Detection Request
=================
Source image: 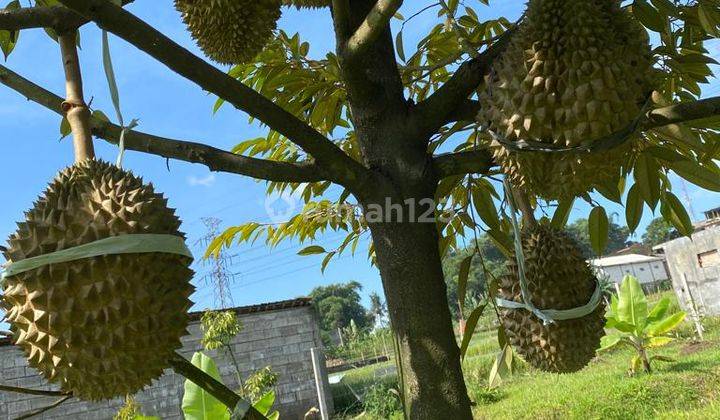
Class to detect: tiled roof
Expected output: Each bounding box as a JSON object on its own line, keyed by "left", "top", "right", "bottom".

{"left": 0, "top": 297, "right": 313, "bottom": 347}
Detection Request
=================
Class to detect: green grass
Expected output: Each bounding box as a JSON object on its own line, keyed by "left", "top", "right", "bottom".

{"left": 471, "top": 318, "right": 720, "bottom": 419}
{"left": 330, "top": 290, "right": 720, "bottom": 419}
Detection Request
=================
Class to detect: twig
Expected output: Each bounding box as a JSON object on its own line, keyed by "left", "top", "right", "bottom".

{"left": 14, "top": 395, "right": 72, "bottom": 420}
{"left": 0, "top": 384, "right": 69, "bottom": 397}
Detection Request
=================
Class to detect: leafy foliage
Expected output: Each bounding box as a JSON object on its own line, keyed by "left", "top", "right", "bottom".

{"left": 200, "top": 310, "right": 243, "bottom": 351}
{"left": 442, "top": 239, "right": 505, "bottom": 319}
{"left": 642, "top": 217, "right": 681, "bottom": 246}
{"left": 309, "top": 281, "right": 371, "bottom": 332}
{"left": 239, "top": 366, "right": 279, "bottom": 403}
{"left": 601, "top": 276, "right": 687, "bottom": 375}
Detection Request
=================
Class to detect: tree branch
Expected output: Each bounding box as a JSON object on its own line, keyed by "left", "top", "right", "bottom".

{"left": 0, "top": 2, "right": 132, "bottom": 32}
{"left": 433, "top": 149, "right": 494, "bottom": 178}
{"left": 432, "top": 95, "right": 720, "bottom": 178}
{"left": 0, "top": 64, "right": 326, "bottom": 183}
{"left": 169, "top": 353, "right": 266, "bottom": 420}
{"left": 645, "top": 96, "right": 720, "bottom": 129}
{"left": 15, "top": 395, "right": 72, "bottom": 420}
{"left": 0, "top": 384, "right": 69, "bottom": 397}
{"left": 345, "top": 0, "right": 403, "bottom": 57}
{"left": 414, "top": 26, "right": 516, "bottom": 135}
{"left": 56, "top": 0, "right": 366, "bottom": 189}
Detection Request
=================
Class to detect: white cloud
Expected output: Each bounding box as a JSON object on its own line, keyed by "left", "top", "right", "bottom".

{"left": 187, "top": 173, "right": 216, "bottom": 187}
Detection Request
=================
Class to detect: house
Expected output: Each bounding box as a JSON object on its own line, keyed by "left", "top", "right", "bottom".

{"left": 0, "top": 298, "right": 330, "bottom": 419}
{"left": 590, "top": 253, "right": 670, "bottom": 292}
{"left": 655, "top": 210, "right": 720, "bottom": 317}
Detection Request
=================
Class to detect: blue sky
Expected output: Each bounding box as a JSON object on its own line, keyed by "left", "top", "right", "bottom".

{"left": 0, "top": 1, "right": 719, "bottom": 319}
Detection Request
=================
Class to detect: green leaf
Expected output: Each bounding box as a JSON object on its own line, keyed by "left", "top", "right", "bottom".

{"left": 320, "top": 251, "right": 336, "bottom": 274}
{"left": 459, "top": 303, "right": 487, "bottom": 360}
{"left": 633, "top": 0, "right": 666, "bottom": 32}
{"left": 651, "top": 354, "right": 676, "bottom": 362}
{"left": 625, "top": 184, "right": 644, "bottom": 234}
{"left": 589, "top": 206, "right": 609, "bottom": 255}
{"left": 599, "top": 333, "right": 625, "bottom": 351}
{"left": 0, "top": 1, "right": 20, "bottom": 60}
{"left": 59, "top": 117, "right": 71, "bottom": 140}
{"left": 670, "top": 160, "right": 720, "bottom": 192}
{"left": 646, "top": 336, "right": 674, "bottom": 348}
{"left": 646, "top": 312, "right": 686, "bottom": 336}
{"left": 486, "top": 228, "right": 513, "bottom": 257}
{"left": 551, "top": 198, "right": 574, "bottom": 229}
{"left": 252, "top": 391, "right": 276, "bottom": 416}
{"left": 457, "top": 253, "right": 473, "bottom": 313}
{"left": 647, "top": 297, "right": 671, "bottom": 324}
{"left": 472, "top": 187, "right": 500, "bottom": 230}
{"left": 617, "top": 276, "right": 648, "bottom": 334}
{"left": 297, "top": 245, "right": 326, "bottom": 256}
{"left": 395, "top": 31, "right": 406, "bottom": 62}
{"left": 660, "top": 192, "right": 694, "bottom": 237}
{"left": 182, "top": 353, "right": 230, "bottom": 420}
{"left": 634, "top": 154, "right": 661, "bottom": 209}
{"left": 488, "top": 344, "right": 512, "bottom": 388}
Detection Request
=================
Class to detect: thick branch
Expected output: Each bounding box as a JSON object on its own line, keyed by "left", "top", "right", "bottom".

{"left": 169, "top": 353, "right": 266, "bottom": 420}
{"left": 56, "top": 0, "right": 366, "bottom": 189}
{"left": 645, "top": 96, "right": 720, "bottom": 129}
{"left": 414, "top": 27, "right": 516, "bottom": 135}
{"left": 433, "top": 149, "right": 494, "bottom": 178}
{"left": 0, "top": 2, "right": 132, "bottom": 32}
{"left": 0, "top": 64, "right": 326, "bottom": 183}
{"left": 345, "top": 0, "right": 403, "bottom": 56}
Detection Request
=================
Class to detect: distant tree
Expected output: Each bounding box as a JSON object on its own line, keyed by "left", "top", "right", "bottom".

{"left": 642, "top": 218, "right": 680, "bottom": 247}
{"left": 310, "top": 281, "right": 370, "bottom": 332}
{"left": 567, "top": 218, "right": 630, "bottom": 258}
{"left": 442, "top": 236, "right": 506, "bottom": 319}
{"left": 368, "top": 292, "right": 387, "bottom": 329}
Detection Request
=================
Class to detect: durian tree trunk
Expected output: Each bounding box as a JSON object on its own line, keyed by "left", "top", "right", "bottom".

{"left": 335, "top": 1, "right": 474, "bottom": 417}
{"left": 367, "top": 217, "right": 473, "bottom": 419}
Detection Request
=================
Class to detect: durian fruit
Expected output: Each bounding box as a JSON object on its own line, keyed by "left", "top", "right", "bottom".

{"left": 175, "top": 0, "right": 282, "bottom": 65}
{"left": 1, "top": 160, "right": 194, "bottom": 400}
{"left": 478, "top": 0, "right": 655, "bottom": 200}
{"left": 498, "top": 223, "right": 605, "bottom": 373}
{"left": 282, "top": 0, "right": 330, "bottom": 8}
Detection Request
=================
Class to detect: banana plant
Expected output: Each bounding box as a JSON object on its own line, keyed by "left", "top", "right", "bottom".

{"left": 182, "top": 352, "right": 279, "bottom": 420}
{"left": 600, "top": 276, "right": 686, "bottom": 375}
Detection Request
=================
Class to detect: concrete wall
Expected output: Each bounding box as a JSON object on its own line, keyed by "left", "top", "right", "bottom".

{"left": 0, "top": 303, "right": 328, "bottom": 419}
{"left": 662, "top": 225, "right": 720, "bottom": 316}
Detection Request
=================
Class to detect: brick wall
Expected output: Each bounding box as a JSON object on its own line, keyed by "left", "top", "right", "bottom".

{"left": 0, "top": 299, "right": 330, "bottom": 419}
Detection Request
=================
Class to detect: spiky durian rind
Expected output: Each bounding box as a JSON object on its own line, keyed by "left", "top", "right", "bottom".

{"left": 175, "top": 0, "right": 282, "bottom": 65}
{"left": 2, "top": 160, "right": 194, "bottom": 401}
{"left": 498, "top": 224, "right": 605, "bottom": 373}
{"left": 282, "top": 0, "right": 330, "bottom": 8}
{"left": 479, "top": 0, "right": 655, "bottom": 200}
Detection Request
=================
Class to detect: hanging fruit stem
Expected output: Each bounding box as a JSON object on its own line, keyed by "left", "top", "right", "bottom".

{"left": 513, "top": 188, "right": 538, "bottom": 229}
{"left": 58, "top": 31, "right": 95, "bottom": 162}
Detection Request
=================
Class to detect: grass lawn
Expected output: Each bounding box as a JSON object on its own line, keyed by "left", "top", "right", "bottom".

{"left": 330, "top": 292, "right": 720, "bottom": 419}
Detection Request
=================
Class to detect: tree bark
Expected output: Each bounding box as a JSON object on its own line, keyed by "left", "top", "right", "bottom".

{"left": 367, "top": 211, "right": 472, "bottom": 419}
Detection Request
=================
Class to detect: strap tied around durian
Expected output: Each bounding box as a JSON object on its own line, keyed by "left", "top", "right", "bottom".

{"left": 0, "top": 234, "right": 193, "bottom": 285}
{"left": 101, "top": 28, "right": 139, "bottom": 168}
{"left": 488, "top": 94, "right": 654, "bottom": 155}
{"left": 497, "top": 178, "right": 602, "bottom": 325}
